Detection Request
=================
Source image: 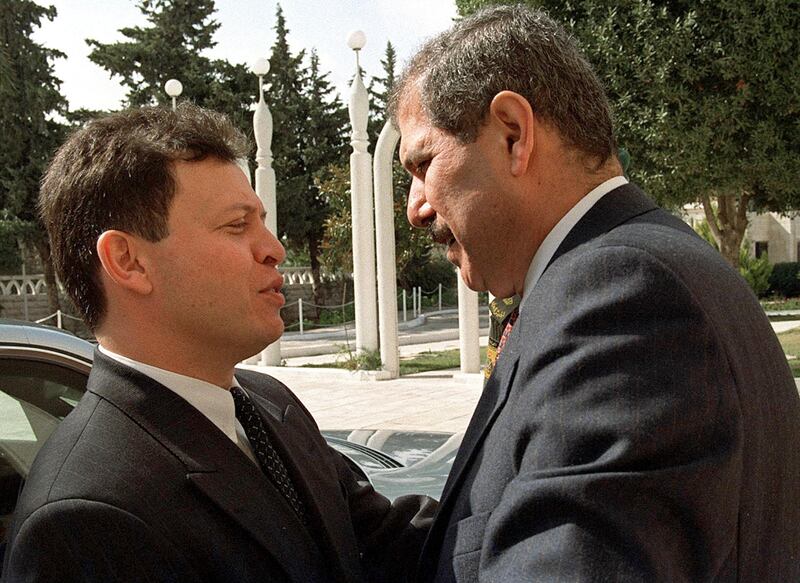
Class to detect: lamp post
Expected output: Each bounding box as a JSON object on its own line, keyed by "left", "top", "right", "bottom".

{"left": 251, "top": 57, "right": 281, "bottom": 366}
{"left": 164, "top": 79, "right": 182, "bottom": 110}
{"left": 347, "top": 30, "right": 379, "bottom": 355}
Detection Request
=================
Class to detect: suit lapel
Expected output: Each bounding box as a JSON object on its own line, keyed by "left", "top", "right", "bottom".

{"left": 417, "top": 355, "right": 519, "bottom": 580}
{"left": 88, "top": 351, "right": 326, "bottom": 583}
{"left": 240, "top": 383, "right": 363, "bottom": 583}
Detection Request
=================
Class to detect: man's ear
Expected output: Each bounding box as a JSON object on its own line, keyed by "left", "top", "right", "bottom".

{"left": 96, "top": 230, "right": 153, "bottom": 295}
{"left": 489, "top": 91, "right": 535, "bottom": 177}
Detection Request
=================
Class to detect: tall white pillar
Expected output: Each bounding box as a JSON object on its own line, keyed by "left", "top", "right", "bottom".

{"left": 457, "top": 271, "right": 480, "bottom": 373}
{"left": 252, "top": 58, "right": 281, "bottom": 366}
{"left": 347, "top": 31, "right": 379, "bottom": 354}
{"left": 373, "top": 121, "right": 401, "bottom": 377}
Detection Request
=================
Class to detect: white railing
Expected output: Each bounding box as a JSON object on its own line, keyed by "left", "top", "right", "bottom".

{"left": 279, "top": 267, "right": 345, "bottom": 286}
{"left": 0, "top": 269, "right": 344, "bottom": 296}
{"left": 0, "top": 275, "right": 48, "bottom": 296}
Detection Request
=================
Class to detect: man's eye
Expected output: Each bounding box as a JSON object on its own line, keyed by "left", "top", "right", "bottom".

{"left": 416, "top": 160, "right": 430, "bottom": 175}
{"left": 227, "top": 220, "right": 247, "bottom": 231}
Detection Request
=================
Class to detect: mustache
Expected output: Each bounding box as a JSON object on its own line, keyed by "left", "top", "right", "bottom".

{"left": 427, "top": 220, "right": 455, "bottom": 246}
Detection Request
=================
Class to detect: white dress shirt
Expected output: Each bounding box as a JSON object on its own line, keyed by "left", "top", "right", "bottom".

{"left": 98, "top": 345, "right": 258, "bottom": 464}
{"left": 520, "top": 175, "right": 629, "bottom": 311}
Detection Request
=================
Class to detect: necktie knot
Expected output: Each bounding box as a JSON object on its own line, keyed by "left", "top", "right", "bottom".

{"left": 230, "top": 385, "right": 256, "bottom": 423}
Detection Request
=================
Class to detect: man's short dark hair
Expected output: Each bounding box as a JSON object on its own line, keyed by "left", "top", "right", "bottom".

{"left": 390, "top": 4, "right": 616, "bottom": 165}
{"left": 39, "top": 103, "right": 249, "bottom": 331}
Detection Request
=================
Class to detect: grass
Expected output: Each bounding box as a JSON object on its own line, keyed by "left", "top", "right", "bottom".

{"left": 762, "top": 297, "right": 800, "bottom": 312}
{"left": 777, "top": 327, "right": 800, "bottom": 377}
{"left": 302, "top": 346, "right": 488, "bottom": 375}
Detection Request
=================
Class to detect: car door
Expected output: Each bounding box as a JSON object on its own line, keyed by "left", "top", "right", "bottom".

{"left": 0, "top": 347, "right": 90, "bottom": 562}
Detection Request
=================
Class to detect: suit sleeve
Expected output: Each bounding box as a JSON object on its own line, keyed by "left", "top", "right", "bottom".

{"left": 331, "top": 448, "right": 438, "bottom": 583}
{"left": 479, "top": 245, "right": 742, "bottom": 582}
{"left": 4, "top": 499, "right": 199, "bottom": 583}
{"left": 274, "top": 377, "right": 438, "bottom": 583}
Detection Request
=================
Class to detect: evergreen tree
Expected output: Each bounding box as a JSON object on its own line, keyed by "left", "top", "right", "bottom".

{"left": 87, "top": 0, "right": 256, "bottom": 136}
{"left": 300, "top": 51, "right": 348, "bottom": 288}
{"left": 87, "top": 0, "right": 219, "bottom": 107}
{"left": 367, "top": 41, "right": 397, "bottom": 145}
{"left": 265, "top": 6, "right": 350, "bottom": 296}
{"left": 0, "top": 0, "right": 68, "bottom": 311}
{"left": 457, "top": 0, "right": 800, "bottom": 268}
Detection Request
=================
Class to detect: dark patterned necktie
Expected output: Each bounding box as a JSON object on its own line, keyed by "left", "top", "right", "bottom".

{"left": 230, "top": 386, "right": 308, "bottom": 525}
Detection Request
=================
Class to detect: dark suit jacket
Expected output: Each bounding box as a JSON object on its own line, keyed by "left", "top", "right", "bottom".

{"left": 417, "top": 184, "right": 800, "bottom": 582}
{"left": 4, "top": 351, "right": 435, "bottom": 582}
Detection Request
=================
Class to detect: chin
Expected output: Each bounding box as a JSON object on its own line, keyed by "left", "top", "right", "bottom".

{"left": 458, "top": 268, "right": 488, "bottom": 293}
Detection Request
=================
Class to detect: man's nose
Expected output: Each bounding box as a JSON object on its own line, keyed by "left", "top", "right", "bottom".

{"left": 406, "top": 178, "right": 435, "bottom": 228}
{"left": 256, "top": 224, "right": 286, "bottom": 266}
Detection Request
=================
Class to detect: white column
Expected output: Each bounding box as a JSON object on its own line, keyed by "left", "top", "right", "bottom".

{"left": 347, "top": 31, "right": 379, "bottom": 354}
{"left": 252, "top": 58, "right": 281, "bottom": 366}
{"left": 373, "top": 121, "right": 401, "bottom": 377}
{"left": 457, "top": 271, "right": 480, "bottom": 373}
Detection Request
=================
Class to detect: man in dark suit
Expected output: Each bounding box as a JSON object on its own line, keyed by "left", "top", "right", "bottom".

{"left": 391, "top": 5, "right": 800, "bottom": 582}
{"left": 3, "top": 104, "right": 435, "bottom": 582}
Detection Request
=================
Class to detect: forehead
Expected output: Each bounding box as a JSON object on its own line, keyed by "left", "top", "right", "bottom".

{"left": 397, "top": 94, "right": 439, "bottom": 162}
{"left": 171, "top": 157, "right": 262, "bottom": 215}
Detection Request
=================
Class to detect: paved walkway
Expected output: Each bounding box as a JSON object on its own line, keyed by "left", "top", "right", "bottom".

{"left": 239, "top": 364, "right": 484, "bottom": 433}
{"left": 241, "top": 318, "right": 800, "bottom": 434}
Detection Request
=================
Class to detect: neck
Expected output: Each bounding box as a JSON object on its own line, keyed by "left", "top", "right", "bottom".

{"left": 510, "top": 157, "right": 623, "bottom": 296}
{"left": 96, "top": 326, "right": 238, "bottom": 389}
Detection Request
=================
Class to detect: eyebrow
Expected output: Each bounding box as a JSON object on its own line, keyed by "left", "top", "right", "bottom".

{"left": 222, "top": 202, "right": 267, "bottom": 221}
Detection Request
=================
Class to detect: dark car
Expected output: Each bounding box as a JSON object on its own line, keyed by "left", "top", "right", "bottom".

{"left": 0, "top": 319, "right": 459, "bottom": 563}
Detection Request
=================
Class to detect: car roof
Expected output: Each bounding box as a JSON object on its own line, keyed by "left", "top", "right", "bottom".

{"left": 0, "top": 318, "right": 95, "bottom": 363}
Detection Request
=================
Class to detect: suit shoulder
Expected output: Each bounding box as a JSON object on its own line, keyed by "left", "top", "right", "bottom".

{"left": 234, "top": 368, "right": 312, "bottom": 413}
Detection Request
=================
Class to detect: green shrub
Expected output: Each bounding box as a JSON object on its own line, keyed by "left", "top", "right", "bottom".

{"left": 768, "top": 262, "right": 800, "bottom": 298}
{"left": 739, "top": 246, "right": 773, "bottom": 298}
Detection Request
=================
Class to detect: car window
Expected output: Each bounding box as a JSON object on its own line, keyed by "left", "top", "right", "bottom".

{"left": 0, "top": 357, "right": 88, "bottom": 560}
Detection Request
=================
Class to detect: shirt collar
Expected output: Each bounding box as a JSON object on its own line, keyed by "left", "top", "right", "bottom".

{"left": 97, "top": 344, "right": 239, "bottom": 445}
{"left": 520, "top": 175, "right": 628, "bottom": 310}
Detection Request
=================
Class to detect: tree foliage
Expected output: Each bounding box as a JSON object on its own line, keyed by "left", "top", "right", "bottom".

{"left": 264, "top": 6, "right": 348, "bottom": 290}
{"left": 456, "top": 0, "right": 800, "bottom": 267}
{"left": 87, "top": 0, "right": 256, "bottom": 134}
{"left": 0, "top": 0, "right": 68, "bottom": 309}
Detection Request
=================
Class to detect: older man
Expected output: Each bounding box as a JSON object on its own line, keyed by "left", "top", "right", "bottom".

{"left": 3, "top": 104, "right": 434, "bottom": 583}
{"left": 391, "top": 6, "right": 800, "bottom": 582}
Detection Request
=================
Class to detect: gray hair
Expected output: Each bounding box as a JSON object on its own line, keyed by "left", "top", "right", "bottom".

{"left": 389, "top": 4, "right": 616, "bottom": 165}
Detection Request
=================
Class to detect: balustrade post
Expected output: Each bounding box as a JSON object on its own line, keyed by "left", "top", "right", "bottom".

{"left": 298, "top": 298, "right": 304, "bottom": 336}
{"left": 21, "top": 263, "right": 29, "bottom": 320}
{"left": 438, "top": 283, "right": 442, "bottom": 312}
{"left": 402, "top": 289, "right": 407, "bottom": 322}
